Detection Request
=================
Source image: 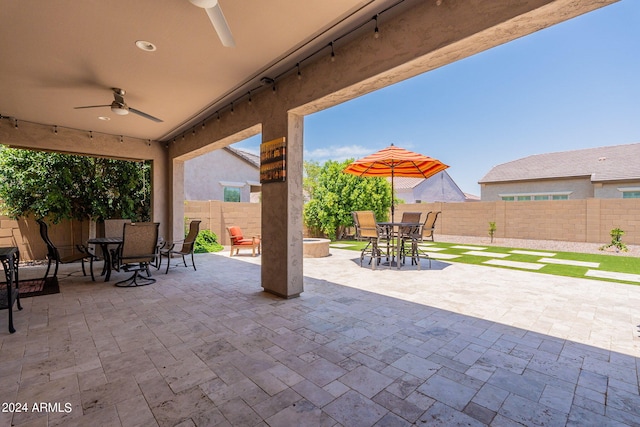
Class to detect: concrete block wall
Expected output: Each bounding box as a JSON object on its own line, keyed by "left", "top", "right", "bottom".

{"left": 0, "top": 215, "right": 89, "bottom": 261}
{"left": 184, "top": 200, "right": 261, "bottom": 246}
{"left": 4, "top": 198, "right": 639, "bottom": 261}
{"left": 396, "top": 199, "right": 640, "bottom": 244}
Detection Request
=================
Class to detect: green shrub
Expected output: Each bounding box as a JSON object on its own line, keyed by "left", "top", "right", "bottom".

{"left": 194, "top": 229, "right": 224, "bottom": 253}
{"left": 600, "top": 227, "right": 628, "bottom": 252}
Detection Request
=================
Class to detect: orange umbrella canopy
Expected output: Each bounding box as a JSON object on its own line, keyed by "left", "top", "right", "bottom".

{"left": 343, "top": 144, "right": 449, "bottom": 179}
{"left": 343, "top": 144, "right": 449, "bottom": 222}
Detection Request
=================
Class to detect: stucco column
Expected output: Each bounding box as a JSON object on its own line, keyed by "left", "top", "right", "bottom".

{"left": 171, "top": 159, "right": 185, "bottom": 243}
{"left": 261, "top": 113, "right": 304, "bottom": 298}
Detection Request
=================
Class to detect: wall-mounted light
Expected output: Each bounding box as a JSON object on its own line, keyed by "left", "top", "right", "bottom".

{"left": 90, "top": 130, "right": 93, "bottom": 139}
{"left": 248, "top": 91, "right": 252, "bottom": 105}
{"left": 54, "top": 125, "right": 58, "bottom": 134}
{"left": 297, "top": 63, "right": 302, "bottom": 80}
{"left": 120, "top": 135, "right": 124, "bottom": 143}
{"left": 330, "top": 42, "right": 336, "bottom": 62}
{"left": 230, "top": 102, "right": 234, "bottom": 114}
{"left": 14, "top": 119, "right": 18, "bottom": 129}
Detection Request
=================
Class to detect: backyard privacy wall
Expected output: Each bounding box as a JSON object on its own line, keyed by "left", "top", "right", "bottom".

{"left": 2, "top": 198, "right": 638, "bottom": 261}
{"left": 395, "top": 199, "right": 640, "bottom": 245}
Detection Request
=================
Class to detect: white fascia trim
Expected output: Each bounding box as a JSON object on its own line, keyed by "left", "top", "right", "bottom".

{"left": 617, "top": 187, "right": 640, "bottom": 192}
{"left": 246, "top": 181, "right": 262, "bottom": 187}
{"left": 219, "top": 181, "right": 246, "bottom": 187}
{"left": 498, "top": 191, "right": 573, "bottom": 197}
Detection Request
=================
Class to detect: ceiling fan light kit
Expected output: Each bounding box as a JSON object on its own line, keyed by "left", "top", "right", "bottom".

{"left": 74, "top": 88, "right": 163, "bottom": 123}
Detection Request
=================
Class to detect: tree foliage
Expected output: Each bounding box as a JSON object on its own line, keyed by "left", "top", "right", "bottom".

{"left": 303, "top": 159, "right": 391, "bottom": 239}
{"left": 0, "top": 146, "right": 151, "bottom": 223}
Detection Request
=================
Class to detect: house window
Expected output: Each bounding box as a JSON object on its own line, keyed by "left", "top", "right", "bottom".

{"left": 223, "top": 187, "right": 241, "bottom": 202}
{"left": 499, "top": 192, "right": 571, "bottom": 201}
{"left": 618, "top": 187, "right": 640, "bottom": 199}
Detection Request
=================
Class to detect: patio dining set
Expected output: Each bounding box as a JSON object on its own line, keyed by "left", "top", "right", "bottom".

{"left": 352, "top": 210, "right": 440, "bottom": 270}
{"left": 37, "top": 218, "right": 202, "bottom": 287}
{"left": 0, "top": 219, "right": 202, "bottom": 334}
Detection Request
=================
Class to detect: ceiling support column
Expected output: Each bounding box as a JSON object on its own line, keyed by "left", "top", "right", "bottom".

{"left": 261, "top": 113, "right": 304, "bottom": 298}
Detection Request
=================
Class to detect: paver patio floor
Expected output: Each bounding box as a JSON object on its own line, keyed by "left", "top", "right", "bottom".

{"left": 1, "top": 248, "right": 639, "bottom": 426}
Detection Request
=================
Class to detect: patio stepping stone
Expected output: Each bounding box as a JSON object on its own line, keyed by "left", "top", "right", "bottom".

{"left": 424, "top": 253, "right": 461, "bottom": 260}
{"left": 416, "top": 246, "right": 447, "bottom": 251}
{"left": 585, "top": 270, "right": 640, "bottom": 283}
{"left": 484, "top": 259, "right": 546, "bottom": 270}
{"left": 452, "top": 245, "right": 487, "bottom": 250}
{"left": 464, "top": 251, "right": 510, "bottom": 258}
{"left": 510, "top": 250, "right": 556, "bottom": 257}
{"left": 538, "top": 258, "right": 599, "bottom": 268}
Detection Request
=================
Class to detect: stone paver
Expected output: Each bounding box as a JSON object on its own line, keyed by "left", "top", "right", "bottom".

{"left": 585, "top": 269, "right": 640, "bottom": 283}
{"left": 539, "top": 257, "right": 600, "bottom": 268}
{"left": 1, "top": 248, "right": 639, "bottom": 426}
{"left": 484, "top": 259, "right": 546, "bottom": 270}
{"left": 464, "top": 250, "right": 511, "bottom": 258}
{"left": 510, "top": 250, "right": 557, "bottom": 257}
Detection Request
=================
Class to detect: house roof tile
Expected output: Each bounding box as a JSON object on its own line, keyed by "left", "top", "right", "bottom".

{"left": 479, "top": 143, "right": 640, "bottom": 183}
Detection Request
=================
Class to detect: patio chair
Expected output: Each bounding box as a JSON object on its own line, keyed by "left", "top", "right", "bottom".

{"left": 399, "top": 222, "right": 432, "bottom": 269}
{"left": 159, "top": 220, "right": 201, "bottom": 273}
{"left": 353, "top": 211, "right": 389, "bottom": 269}
{"left": 37, "top": 219, "right": 96, "bottom": 281}
{"left": 103, "top": 218, "right": 131, "bottom": 268}
{"left": 420, "top": 211, "right": 441, "bottom": 242}
{"left": 114, "top": 222, "right": 159, "bottom": 287}
{"left": 227, "top": 226, "right": 261, "bottom": 257}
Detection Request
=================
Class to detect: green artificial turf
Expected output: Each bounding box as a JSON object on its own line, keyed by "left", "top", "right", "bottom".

{"left": 330, "top": 240, "right": 640, "bottom": 286}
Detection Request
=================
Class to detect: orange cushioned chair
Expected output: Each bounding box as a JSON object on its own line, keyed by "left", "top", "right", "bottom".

{"left": 227, "top": 226, "right": 261, "bottom": 257}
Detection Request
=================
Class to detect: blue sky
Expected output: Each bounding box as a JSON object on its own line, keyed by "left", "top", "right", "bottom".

{"left": 234, "top": 1, "right": 639, "bottom": 196}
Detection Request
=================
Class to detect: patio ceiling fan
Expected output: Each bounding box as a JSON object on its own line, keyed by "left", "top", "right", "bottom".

{"left": 74, "top": 88, "right": 163, "bottom": 123}
{"left": 189, "top": 0, "right": 236, "bottom": 47}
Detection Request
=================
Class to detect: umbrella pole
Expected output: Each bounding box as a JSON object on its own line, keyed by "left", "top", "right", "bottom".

{"left": 391, "top": 169, "right": 395, "bottom": 223}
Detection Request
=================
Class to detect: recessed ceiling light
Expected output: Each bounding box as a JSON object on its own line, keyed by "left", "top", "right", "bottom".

{"left": 135, "top": 40, "right": 157, "bottom": 52}
{"left": 98, "top": 116, "right": 111, "bottom": 121}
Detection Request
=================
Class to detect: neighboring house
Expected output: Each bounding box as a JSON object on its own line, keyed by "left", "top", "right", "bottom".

{"left": 479, "top": 142, "right": 640, "bottom": 201}
{"left": 392, "top": 170, "right": 476, "bottom": 203}
{"left": 184, "top": 147, "right": 261, "bottom": 202}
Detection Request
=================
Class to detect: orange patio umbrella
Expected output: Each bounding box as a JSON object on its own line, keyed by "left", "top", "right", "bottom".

{"left": 343, "top": 144, "right": 449, "bottom": 222}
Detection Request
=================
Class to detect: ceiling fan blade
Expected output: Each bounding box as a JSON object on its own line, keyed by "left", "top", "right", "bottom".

{"left": 204, "top": 3, "right": 236, "bottom": 47}
{"left": 74, "top": 104, "right": 110, "bottom": 109}
{"left": 129, "top": 107, "right": 163, "bottom": 123}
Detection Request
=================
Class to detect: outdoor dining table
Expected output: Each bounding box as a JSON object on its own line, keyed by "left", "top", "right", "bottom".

{"left": 87, "top": 237, "right": 123, "bottom": 282}
{"left": 377, "top": 222, "right": 422, "bottom": 269}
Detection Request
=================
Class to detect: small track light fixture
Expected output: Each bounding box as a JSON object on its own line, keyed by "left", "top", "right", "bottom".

{"left": 374, "top": 15, "right": 380, "bottom": 38}
{"left": 330, "top": 42, "right": 336, "bottom": 62}
{"left": 248, "top": 91, "right": 252, "bottom": 104}
{"left": 297, "top": 63, "right": 302, "bottom": 80}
